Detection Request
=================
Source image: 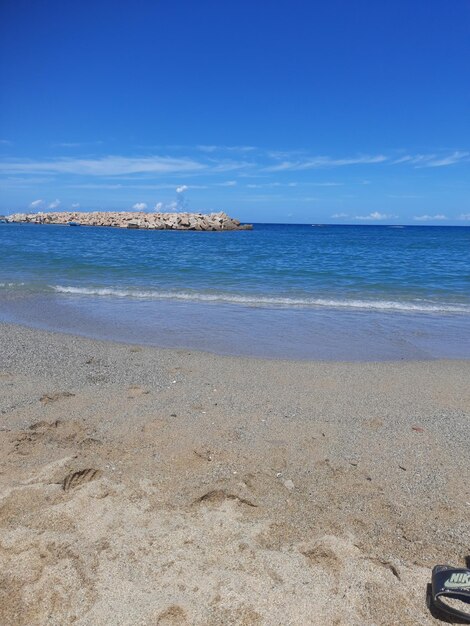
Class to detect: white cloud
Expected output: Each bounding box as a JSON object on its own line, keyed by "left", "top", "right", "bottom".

{"left": 197, "top": 145, "right": 256, "bottom": 153}
{"left": 48, "top": 198, "right": 61, "bottom": 209}
{"left": 68, "top": 183, "right": 124, "bottom": 190}
{"left": 459, "top": 213, "right": 470, "bottom": 221}
{"left": 211, "top": 160, "right": 251, "bottom": 172}
{"left": 413, "top": 214, "right": 448, "bottom": 221}
{"left": 355, "top": 212, "right": 395, "bottom": 220}
{"left": 54, "top": 141, "right": 103, "bottom": 148}
{"left": 218, "top": 180, "right": 237, "bottom": 187}
{"left": 0, "top": 156, "right": 206, "bottom": 176}
{"left": 29, "top": 199, "right": 44, "bottom": 209}
{"left": 331, "top": 213, "right": 349, "bottom": 218}
{"left": 246, "top": 182, "right": 284, "bottom": 189}
{"left": 132, "top": 202, "right": 147, "bottom": 210}
{"left": 265, "top": 155, "right": 387, "bottom": 172}
{"left": 176, "top": 185, "right": 188, "bottom": 194}
{"left": 153, "top": 199, "right": 183, "bottom": 212}
{"left": 393, "top": 154, "right": 432, "bottom": 165}
{"left": 424, "top": 151, "right": 469, "bottom": 167}
{"left": 71, "top": 202, "right": 80, "bottom": 208}
{"left": 1, "top": 176, "right": 52, "bottom": 187}
{"left": 393, "top": 151, "right": 469, "bottom": 168}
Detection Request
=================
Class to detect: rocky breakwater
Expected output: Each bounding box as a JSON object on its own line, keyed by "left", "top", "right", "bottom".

{"left": 6, "top": 211, "right": 253, "bottom": 231}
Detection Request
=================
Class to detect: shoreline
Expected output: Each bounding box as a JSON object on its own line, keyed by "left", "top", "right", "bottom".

{"left": 1, "top": 292, "right": 470, "bottom": 361}
{"left": 1, "top": 323, "right": 469, "bottom": 624}
{"left": 3, "top": 319, "right": 470, "bottom": 365}
{"left": 2, "top": 318, "right": 470, "bottom": 365}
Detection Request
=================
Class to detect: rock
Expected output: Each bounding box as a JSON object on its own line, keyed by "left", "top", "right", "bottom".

{"left": 6, "top": 211, "right": 253, "bottom": 231}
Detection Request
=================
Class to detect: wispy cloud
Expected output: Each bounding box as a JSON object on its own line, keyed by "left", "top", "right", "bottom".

{"left": 246, "top": 182, "right": 282, "bottom": 189}
{"left": 48, "top": 199, "right": 61, "bottom": 209}
{"left": 209, "top": 159, "right": 252, "bottom": 172}
{"left": 331, "top": 213, "right": 349, "bottom": 218}
{"left": 393, "top": 154, "right": 432, "bottom": 165}
{"left": 1, "top": 176, "right": 54, "bottom": 187}
{"left": 0, "top": 139, "right": 12, "bottom": 145}
{"left": 53, "top": 141, "right": 103, "bottom": 148}
{"left": 176, "top": 185, "right": 188, "bottom": 194}
{"left": 67, "top": 182, "right": 210, "bottom": 190}
{"left": 0, "top": 156, "right": 206, "bottom": 176}
{"left": 296, "top": 196, "right": 321, "bottom": 202}
{"left": 354, "top": 211, "right": 396, "bottom": 220}
{"left": 217, "top": 180, "right": 237, "bottom": 187}
{"left": 197, "top": 145, "right": 256, "bottom": 153}
{"left": 71, "top": 202, "right": 80, "bottom": 209}
{"left": 2, "top": 149, "right": 467, "bottom": 184}
{"left": 132, "top": 202, "right": 147, "bottom": 210}
{"left": 413, "top": 214, "right": 448, "bottom": 221}
{"left": 68, "top": 183, "right": 124, "bottom": 190}
{"left": 424, "top": 151, "right": 469, "bottom": 167}
{"left": 29, "top": 199, "right": 44, "bottom": 209}
{"left": 459, "top": 213, "right": 470, "bottom": 221}
{"left": 268, "top": 180, "right": 342, "bottom": 187}
{"left": 393, "top": 151, "right": 469, "bottom": 167}
{"left": 265, "top": 155, "right": 387, "bottom": 172}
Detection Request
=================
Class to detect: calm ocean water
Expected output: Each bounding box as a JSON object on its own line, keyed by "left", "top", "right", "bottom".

{"left": 1, "top": 222, "right": 469, "bottom": 360}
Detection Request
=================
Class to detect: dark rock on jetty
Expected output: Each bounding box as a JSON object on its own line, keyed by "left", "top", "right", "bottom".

{"left": 6, "top": 211, "right": 253, "bottom": 231}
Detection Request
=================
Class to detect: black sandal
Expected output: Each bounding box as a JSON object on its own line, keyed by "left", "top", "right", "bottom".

{"left": 430, "top": 565, "right": 470, "bottom": 623}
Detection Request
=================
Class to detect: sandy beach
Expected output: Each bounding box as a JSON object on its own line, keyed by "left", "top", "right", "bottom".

{"left": 0, "top": 323, "right": 469, "bottom": 625}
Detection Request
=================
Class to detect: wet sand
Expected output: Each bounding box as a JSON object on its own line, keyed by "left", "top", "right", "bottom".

{"left": 0, "top": 323, "right": 469, "bottom": 625}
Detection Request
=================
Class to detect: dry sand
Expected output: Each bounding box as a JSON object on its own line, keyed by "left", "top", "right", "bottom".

{"left": 0, "top": 323, "right": 469, "bottom": 625}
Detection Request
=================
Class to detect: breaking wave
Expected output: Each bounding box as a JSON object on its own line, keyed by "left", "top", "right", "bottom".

{"left": 51, "top": 285, "right": 470, "bottom": 314}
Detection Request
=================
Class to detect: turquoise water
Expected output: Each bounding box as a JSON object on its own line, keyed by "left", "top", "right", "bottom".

{"left": 1, "top": 223, "right": 469, "bottom": 359}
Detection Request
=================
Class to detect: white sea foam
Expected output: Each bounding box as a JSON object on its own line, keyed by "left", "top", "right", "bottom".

{"left": 51, "top": 285, "right": 470, "bottom": 314}
{"left": 0, "top": 282, "right": 25, "bottom": 288}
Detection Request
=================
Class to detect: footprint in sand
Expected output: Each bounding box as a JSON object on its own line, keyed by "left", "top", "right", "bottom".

{"left": 127, "top": 385, "right": 150, "bottom": 398}
{"left": 63, "top": 468, "right": 102, "bottom": 491}
{"left": 155, "top": 605, "right": 188, "bottom": 625}
{"left": 194, "top": 489, "right": 257, "bottom": 508}
{"left": 301, "top": 542, "right": 342, "bottom": 574}
{"left": 40, "top": 391, "right": 75, "bottom": 405}
{"left": 13, "top": 419, "right": 83, "bottom": 455}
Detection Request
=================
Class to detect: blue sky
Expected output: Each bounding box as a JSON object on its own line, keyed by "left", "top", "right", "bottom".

{"left": 0, "top": 0, "right": 469, "bottom": 224}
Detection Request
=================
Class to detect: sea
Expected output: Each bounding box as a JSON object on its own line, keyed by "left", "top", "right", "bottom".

{"left": 1, "top": 222, "right": 469, "bottom": 360}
